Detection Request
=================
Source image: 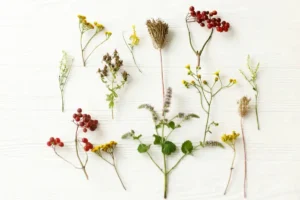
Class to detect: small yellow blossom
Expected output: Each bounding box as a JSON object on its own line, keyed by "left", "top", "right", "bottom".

{"left": 129, "top": 25, "right": 140, "bottom": 46}
{"left": 105, "top": 31, "right": 112, "bottom": 37}
{"left": 203, "top": 80, "right": 207, "bottom": 85}
{"left": 214, "top": 70, "right": 220, "bottom": 76}
{"left": 221, "top": 131, "right": 240, "bottom": 144}
{"left": 215, "top": 77, "right": 219, "bottom": 82}
{"left": 197, "top": 74, "right": 201, "bottom": 79}
{"left": 196, "top": 66, "right": 201, "bottom": 70}
{"left": 230, "top": 79, "right": 237, "bottom": 84}
{"left": 191, "top": 80, "right": 195, "bottom": 85}
{"left": 182, "top": 80, "right": 187, "bottom": 84}
{"left": 77, "top": 15, "right": 86, "bottom": 20}
{"left": 94, "top": 22, "right": 104, "bottom": 31}
{"left": 185, "top": 64, "right": 190, "bottom": 70}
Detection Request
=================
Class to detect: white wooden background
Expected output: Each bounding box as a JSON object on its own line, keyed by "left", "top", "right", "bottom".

{"left": 1, "top": 0, "right": 300, "bottom": 199}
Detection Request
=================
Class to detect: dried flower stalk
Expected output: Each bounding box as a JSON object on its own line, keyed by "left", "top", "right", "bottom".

{"left": 122, "top": 88, "right": 200, "bottom": 199}
{"left": 222, "top": 131, "right": 240, "bottom": 195}
{"left": 146, "top": 19, "right": 169, "bottom": 102}
{"left": 122, "top": 25, "right": 142, "bottom": 72}
{"left": 78, "top": 15, "right": 112, "bottom": 67}
{"left": 240, "top": 55, "right": 261, "bottom": 130}
{"left": 238, "top": 96, "right": 251, "bottom": 198}
{"left": 58, "top": 51, "right": 73, "bottom": 112}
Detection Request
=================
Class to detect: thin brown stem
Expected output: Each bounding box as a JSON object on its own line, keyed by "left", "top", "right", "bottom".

{"left": 159, "top": 48, "right": 165, "bottom": 103}
{"left": 241, "top": 117, "right": 247, "bottom": 198}
{"left": 112, "top": 153, "right": 126, "bottom": 190}
{"left": 75, "top": 125, "right": 89, "bottom": 180}
{"left": 53, "top": 147, "right": 81, "bottom": 169}
{"left": 224, "top": 146, "right": 236, "bottom": 195}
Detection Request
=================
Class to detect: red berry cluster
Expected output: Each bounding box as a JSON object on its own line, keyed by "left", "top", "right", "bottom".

{"left": 73, "top": 108, "right": 98, "bottom": 132}
{"left": 189, "top": 6, "right": 230, "bottom": 32}
{"left": 47, "top": 137, "right": 64, "bottom": 147}
{"left": 81, "top": 138, "right": 93, "bottom": 151}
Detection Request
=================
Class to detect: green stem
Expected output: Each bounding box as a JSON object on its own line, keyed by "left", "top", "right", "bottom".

{"left": 203, "top": 97, "right": 212, "bottom": 143}
{"left": 185, "top": 15, "right": 197, "bottom": 55}
{"left": 167, "top": 154, "right": 186, "bottom": 175}
{"left": 164, "top": 170, "right": 168, "bottom": 199}
{"left": 74, "top": 125, "right": 89, "bottom": 180}
{"left": 111, "top": 78, "right": 114, "bottom": 120}
{"left": 162, "top": 122, "right": 168, "bottom": 199}
{"left": 80, "top": 32, "right": 86, "bottom": 67}
{"left": 60, "top": 89, "right": 64, "bottom": 112}
{"left": 84, "top": 37, "right": 109, "bottom": 64}
{"left": 122, "top": 32, "right": 142, "bottom": 73}
{"left": 255, "top": 93, "right": 260, "bottom": 130}
{"left": 112, "top": 152, "right": 126, "bottom": 190}
{"left": 83, "top": 32, "right": 98, "bottom": 50}
{"left": 241, "top": 117, "right": 247, "bottom": 198}
{"left": 224, "top": 146, "right": 236, "bottom": 195}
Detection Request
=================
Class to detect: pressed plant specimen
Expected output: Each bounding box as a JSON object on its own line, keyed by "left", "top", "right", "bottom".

{"left": 182, "top": 68, "right": 237, "bottom": 144}
{"left": 97, "top": 50, "right": 129, "bottom": 119}
{"left": 58, "top": 51, "right": 73, "bottom": 112}
{"left": 240, "top": 55, "right": 261, "bottom": 130}
{"left": 47, "top": 108, "right": 98, "bottom": 179}
{"left": 238, "top": 96, "right": 251, "bottom": 198}
{"left": 122, "top": 25, "right": 142, "bottom": 72}
{"left": 77, "top": 15, "right": 112, "bottom": 66}
{"left": 222, "top": 131, "right": 240, "bottom": 195}
{"left": 146, "top": 19, "right": 169, "bottom": 102}
{"left": 186, "top": 6, "right": 231, "bottom": 67}
{"left": 91, "top": 141, "right": 126, "bottom": 190}
{"left": 122, "top": 87, "right": 200, "bottom": 199}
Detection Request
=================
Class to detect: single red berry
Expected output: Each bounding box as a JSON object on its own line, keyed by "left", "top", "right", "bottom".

{"left": 219, "top": 27, "right": 224, "bottom": 32}
{"left": 224, "top": 27, "right": 228, "bottom": 32}
{"left": 53, "top": 141, "right": 57, "bottom": 145}
{"left": 87, "top": 142, "right": 93, "bottom": 149}
{"left": 58, "top": 142, "right": 64, "bottom": 147}
{"left": 222, "top": 21, "right": 226, "bottom": 25}
{"left": 75, "top": 117, "right": 80, "bottom": 122}
{"left": 82, "top": 138, "right": 88, "bottom": 143}
{"left": 196, "top": 11, "right": 200, "bottom": 15}
{"left": 217, "top": 18, "right": 221, "bottom": 22}
{"left": 200, "top": 23, "right": 205, "bottom": 27}
{"left": 83, "top": 128, "right": 87, "bottom": 133}
{"left": 49, "top": 137, "right": 55, "bottom": 142}
{"left": 79, "top": 122, "right": 84, "bottom": 127}
{"left": 226, "top": 22, "right": 230, "bottom": 28}
{"left": 206, "top": 19, "right": 211, "bottom": 23}
{"left": 209, "top": 13, "right": 213, "bottom": 17}
{"left": 73, "top": 113, "right": 77, "bottom": 119}
{"left": 77, "top": 108, "right": 82, "bottom": 113}
{"left": 84, "top": 145, "right": 90, "bottom": 152}
{"left": 207, "top": 24, "right": 213, "bottom": 29}
{"left": 212, "top": 10, "right": 217, "bottom": 15}
{"left": 47, "top": 141, "right": 52, "bottom": 146}
{"left": 189, "top": 6, "right": 194, "bottom": 11}
{"left": 84, "top": 117, "right": 89, "bottom": 123}
{"left": 196, "top": 18, "right": 202, "bottom": 23}
{"left": 55, "top": 138, "right": 61, "bottom": 143}
{"left": 191, "top": 11, "right": 196, "bottom": 17}
{"left": 94, "top": 120, "right": 98, "bottom": 125}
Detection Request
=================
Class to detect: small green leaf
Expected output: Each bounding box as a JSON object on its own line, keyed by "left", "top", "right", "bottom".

{"left": 138, "top": 144, "right": 150, "bottom": 153}
{"left": 176, "top": 124, "right": 181, "bottom": 128}
{"left": 153, "top": 134, "right": 164, "bottom": 145}
{"left": 109, "top": 101, "right": 114, "bottom": 108}
{"left": 133, "top": 134, "right": 142, "bottom": 140}
{"left": 168, "top": 121, "right": 175, "bottom": 130}
{"left": 156, "top": 124, "right": 161, "bottom": 129}
{"left": 181, "top": 140, "right": 193, "bottom": 154}
{"left": 162, "top": 141, "right": 176, "bottom": 155}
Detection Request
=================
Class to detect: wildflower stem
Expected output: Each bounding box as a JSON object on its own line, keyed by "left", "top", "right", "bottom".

{"left": 224, "top": 146, "right": 236, "bottom": 195}
{"left": 167, "top": 154, "right": 186, "bottom": 175}
{"left": 255, "top": 92, "right": 260, "bottom": 130}
{"left": 60, "top": 89, "right": 64, "bottom": 112}
{"left": 241, "top": 117, "right": 247, "bottom": 198}
{"left": 122, "top": 32, "right": 142, "bottom": 73}
{"left": 80, "top": 32, "right": 86, "bottom": 67}
{"left": 159, "top": 49, "right": 165, "bottom": 104}
{"left": 53, "top": 147, "right": 81, "bottom": 169}
{"left": 111, "top": 77, "right": 114, "bottom": 120}
{"left": 84, "top": 37, "right": 109, "bottom": 64}
{"left": 185, "top": 15, "right": 197, "bottom": 55}
{"left": 203, "top": 97, "right": 212, "bottom": 144}
{"left": 162, "top": 123, "right": 168, "bottom": 199}
{"left": 74, "top": 125, "right": 89, "bottom": 180}
{"left": 112, "top": 152, "right": 126, "bottom": 190}
{"left": 83, "top": 32, "right": 97, "bottom": 51}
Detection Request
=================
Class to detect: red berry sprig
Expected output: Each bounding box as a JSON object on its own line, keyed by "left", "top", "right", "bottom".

{"left": 81, "top": 137, "right": 93, "bottom": 151}
{"left": 189, "top": 6, "right": 230, "bottom": 32}
{"left": 47, "top": 137, "right": 64, "bottom": 147}
{"left": 73, "top": 108, "right": 99, "bottom": 132}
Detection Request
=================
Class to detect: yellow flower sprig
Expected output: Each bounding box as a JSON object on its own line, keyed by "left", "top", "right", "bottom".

{"left": 77, "top": 14, "right": 112, "bottom": 67}
{"left": 222, "top": 131, "right": 240, "bottom": 195}
{"left": 182, "top": 66, "right": 236, "bottom": 144}
{"left": 92, "top": 141, "right": 126, "bottom": 190}
{"left": 122, "top": 25, "right": 142, "bottom": 72}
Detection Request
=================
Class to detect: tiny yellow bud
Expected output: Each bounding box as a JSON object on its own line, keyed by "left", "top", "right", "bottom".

{"left": 203, "top": 80, "right": 207, "bottom": 85}
{"left": 191, "top": 80, "right": 195, "bottom": 85}
{"left": 197, "top": 74, "right": 201, "bottom": 79}
{"left": 105, "top": 31, "right": 112, "bottom": 37}
{"left": 215, "top": 77, "right": 219, "bottom": 82}
{"left": 214, "top": 70, "right": 220, "bottom": 76}
{"left": 185, "top": 64, "right": 190, "bottom": 69}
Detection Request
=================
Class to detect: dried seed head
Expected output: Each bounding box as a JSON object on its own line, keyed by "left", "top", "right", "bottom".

{"left": 146, "top": 19, "right": 169, "bottom": 49}
{"left": 238, "top": 96, "right": 251, "bottom": 117}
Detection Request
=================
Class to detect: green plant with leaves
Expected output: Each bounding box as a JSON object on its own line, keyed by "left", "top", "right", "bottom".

{"left": 77, "top": 14, "right": 112, "bottom": 67}
{"left": 240, "top": 55, "right": 260, "bottom": 130}
{"left": 97, "top": 50, "right": 129, "bottom": 119}
{"left": 122, "top": 87, "right": 201, "bottom": 199}
{"left": 182, "top": 67, "right": 237, "bottom": 144}
{"left": 58, "top": 51, "right": 73, "bottom": 112}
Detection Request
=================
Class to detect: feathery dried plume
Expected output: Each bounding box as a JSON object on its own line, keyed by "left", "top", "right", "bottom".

{"left": 146, "top": 19, "right": 169, "bottom": 49}
{"left": 163, "top": 87, "right": 172, "bottom": 115}
{"left": 205, "top": 140, "right": 225, "bottom": 148}
{"left": 238, "top": 96, "right": 251, "bottom": 117}
{"left": 139, "top": 104, "right": 160, "bottom": 122}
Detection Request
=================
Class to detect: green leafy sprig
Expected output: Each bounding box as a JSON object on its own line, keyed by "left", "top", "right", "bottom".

{"left": 122, "top": 87, "right": 201, "bottom": 199}
{"left": 97, "top": 50, "right": 129, "bottom": 119}
{"left": 182, "top": 66, "right": 237, "bottom": 144}
{"left": 77, "top": 15, "right": 112, "bottom": 67}
{"left": 58, "top": 51, "right": 73, "bottom": 112}
{"left": 239, "top": 55, "right": 261, "bottom": 130}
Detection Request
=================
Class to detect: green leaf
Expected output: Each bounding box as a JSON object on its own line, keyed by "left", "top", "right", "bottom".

{"left": 181, "top": 140, "right": 193, "bottom": 154}
{"left": 168, "top": 121, "right": 175, "bottom": 130}
{"left": 133, "top": 134, "right": 142, "bottom": 140}
{"left": 156, "top": 124, "right": 161, "bottom": 129}
{"left": 121, "top": 130, "right": 135, "bottom": 139}
{"left": 162, "top": 141, "right": 177, "bottom": 155}
{"left": 109, "top": 101, "right": 114, "bottom": 108}
{"left": 153, "top": 134, "right": 164, "bottom": 145}
{"left": 138, "top": 144, "right": 150, "bottom": 153}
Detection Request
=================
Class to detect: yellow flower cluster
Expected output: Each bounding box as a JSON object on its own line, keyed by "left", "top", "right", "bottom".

{"left": 105, "top": 31, "right": 112, "bottom": 38}
{"left": 221, "top": 131, "right": 240, "bottom": 143}
{"left": 78, "top": 15, "right": 94, "bottom": 30}
{"left": 182, "top": 80, "right": 189, "bottom": 88}
{"left": 229, "top": 79, "right": 237, "bottom": 84}
{"left": 92, "top": 141, "right": 117, "bottom": 153}
{"left": 129, "top": 25, "right": 140, "bottom": 46}
{"left": 94, "top": 22, "right": 104, "bottom": 32}
{"left": 214, "top": 70, "right": 220, "bottom": 76}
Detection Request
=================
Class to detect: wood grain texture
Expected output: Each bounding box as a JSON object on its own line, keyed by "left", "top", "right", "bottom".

{"left": 1, "top": 0, "right": 300, "bottom": 199}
